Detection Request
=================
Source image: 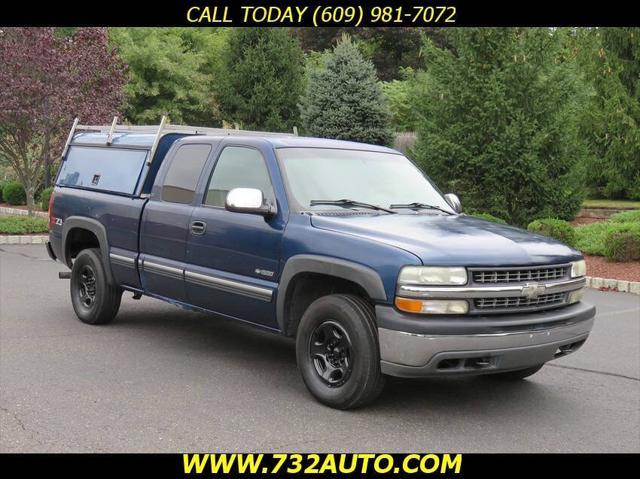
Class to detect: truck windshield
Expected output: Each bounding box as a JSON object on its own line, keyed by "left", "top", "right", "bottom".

{"left": 276, "top": 148, "right": 453, "bottom": 213}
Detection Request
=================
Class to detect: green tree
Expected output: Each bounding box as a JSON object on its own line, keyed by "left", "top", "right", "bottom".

{"left": 217, "top": 28, "right": 304, "bottom": 132}
{"left": 292, "top": 27, "right": 448, "bottom": 81}
{"left": 0, "top": 28, "right": 125, "bottom": 213}
{"left": 381, "top": 68, "right": 431, "bottom": 132}
{"left": 412, "top": 28, "right": 587, "bottom": 226}
{"left": 578, "top": 28, "right": 640, "bottom": 200}
{"left": 300, "top": 35, "right": 393, "bottom": 145}
{"left": 110, "top": 28, "right": 227, "bottom": 126}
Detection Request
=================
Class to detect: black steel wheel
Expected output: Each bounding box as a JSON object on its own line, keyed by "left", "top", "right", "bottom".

{"left": 309, "top": 320, "right": 353, "bottom": 387}
{"left": 70, "top": 248, "right": 122, "bottom": 325}
{"left": 77, "top": 264, "right": 97, "bottom": 309}
{"left": 296, "top": 294, "right": 385, "bottom": 409}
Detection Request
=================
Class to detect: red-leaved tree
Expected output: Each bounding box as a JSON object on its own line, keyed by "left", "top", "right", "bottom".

{"left": 0, "top": 28, "right": 126, "bottom": 213}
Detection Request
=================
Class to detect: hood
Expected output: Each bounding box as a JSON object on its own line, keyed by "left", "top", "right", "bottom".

{"left": 310, "top": 213, "right": 582, "bottom": 266}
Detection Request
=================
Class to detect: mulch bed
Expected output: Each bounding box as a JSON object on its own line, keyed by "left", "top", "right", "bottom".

{"left": 584, "top": 255, "right": 640, "bottom": 282}
{"left": 571, "top": 216, "right": 639, "bottom": 282}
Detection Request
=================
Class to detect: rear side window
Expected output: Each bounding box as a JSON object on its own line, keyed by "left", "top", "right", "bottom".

{"left": 162, "top": 144, "right": 212, "bottom": 204}
{"left": 204, "top": 147, "right": 274, "bottom": 207}
{"left": 57, "top": 146, "right": 148, "bottom": 194}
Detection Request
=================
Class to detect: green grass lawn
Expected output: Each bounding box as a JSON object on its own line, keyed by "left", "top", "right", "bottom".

{"left": 582, "top": 199, "right": 640, "bottom": 209}
{"left": 0, "top": 215, "right": 49, "bottom": 234}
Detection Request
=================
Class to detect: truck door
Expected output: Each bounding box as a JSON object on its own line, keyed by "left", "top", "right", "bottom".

{"left": 184, "top": 142, "right": 285, "bottom": 329}
{"left": 139, "top": 143, "right": 212, "bottom": 302}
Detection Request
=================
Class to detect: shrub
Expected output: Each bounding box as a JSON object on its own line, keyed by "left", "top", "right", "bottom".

{"left": 575, "top": 222, "right": 640, "bottom": 256}
{"left": 469, "top": 212, "right": 508, "bottom": 224}
{"left": 0, "top": 216, "right": 49, "bottom": 234}
{"left": 609, "top": 210, "right": 640, "bottom": 223}
{"left": 527, "top": 219, "right": 577, "bottom": 247}
{"left": 2, "top": 181, "right": 26, "bottom": 205}
{"left": 603, "top": 230, "right": 640, "bottom": 262}
{"left": 39, "top": 187, "right": 54, "bottom": 211}
{"left": 0, "top": 180, "right": 10, "bottom": 203}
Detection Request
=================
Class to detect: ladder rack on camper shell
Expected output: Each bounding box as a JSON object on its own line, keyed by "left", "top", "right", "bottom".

{"left": 61, "top": 115, "right": 298, "bottom": 163}
{"left": 57, "top": 116, "right": 298, "bottom": 198}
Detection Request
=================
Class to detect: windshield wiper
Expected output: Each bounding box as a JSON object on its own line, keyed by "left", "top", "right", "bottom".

{"left": 389, "top": 202, "right": 453, "bottom": 215}
{"left": 310, "top": 199, "right": 396, "bottom": 214}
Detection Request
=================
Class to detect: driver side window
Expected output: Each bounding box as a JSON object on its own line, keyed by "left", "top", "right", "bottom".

{"left": 204, "top": 146, "right": 275, "bottom": 207}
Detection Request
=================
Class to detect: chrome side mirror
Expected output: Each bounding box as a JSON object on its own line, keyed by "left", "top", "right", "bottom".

{"left": 444, "top": 193, "right": 462, "bottom": 213}
{"left": 225, "top": 188, "right": 275, "bottom": 216}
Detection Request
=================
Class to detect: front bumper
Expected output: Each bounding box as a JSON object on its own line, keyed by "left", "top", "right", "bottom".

{"left": 377, "top": 301, "right": 596, "bottom": 377}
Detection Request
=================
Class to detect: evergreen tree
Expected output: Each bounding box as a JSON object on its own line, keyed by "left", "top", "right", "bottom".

{"left": 110, "top": 28, "right": 226, "bottom": 127}
{"left": 579, "top": 28, "right": 640, "bottom": 200}
{"left": 218, "top": 28, "right": 304, "bottom": 132}
{"left": 300, "top": 35, "right": 393, "bottom": 145}
{"left": 381, "top": 68, "right": 429, "bottom": 132}
{"left": 412, "top": 28, "right": 587, "bottom": 226}
{"left": 292, "top": 27, "right": 448, "bottom": 81}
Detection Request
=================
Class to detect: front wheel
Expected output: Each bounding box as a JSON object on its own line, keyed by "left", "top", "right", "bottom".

{"left": 70, "top": 248, "right": 122, "bottom": 325}
{"left": 296, "top": 294, "right": 385, "bottom": 410}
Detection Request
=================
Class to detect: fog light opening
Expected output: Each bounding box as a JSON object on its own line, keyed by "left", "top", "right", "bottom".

{"left": 437, "top": 358, "right": 461, "bottom": 370}
{"left": 554, "top": 339, "right": 586, "bottom": 358}
{"left": 464, "top": 357, "right": 493, "bottom": 369}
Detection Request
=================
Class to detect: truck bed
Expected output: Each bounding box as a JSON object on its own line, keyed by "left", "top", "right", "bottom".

{"left": 48, "top": 131, "right": 186, "bottom": 289}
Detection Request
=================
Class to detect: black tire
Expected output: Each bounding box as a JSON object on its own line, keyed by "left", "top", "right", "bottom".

{"left": 488, "top": 364, "right": 544, "bottom": 380}
{"left": 296, "top": 294, "right": 385, "bottom": 410}
{"left": 70, "top": 248, "right": 122, "bottom": 325}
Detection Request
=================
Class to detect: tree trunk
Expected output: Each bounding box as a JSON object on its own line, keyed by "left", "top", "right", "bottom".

{"left": 43, "top": 133, "right": 51, "bottom": 188}
{"left": 25, "top": 184, "right": 36, "bottom": 216}
{"left": 44, "top": 156, "right": 50, "bottom": 188}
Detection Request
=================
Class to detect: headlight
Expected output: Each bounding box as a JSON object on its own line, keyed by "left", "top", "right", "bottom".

{"left": 570, "top": 260, "right": 586, "bottom": 278}
{"left": 398, "top": 266, "right": 468, "bottom": 286}
{"left": 395, "top": 297, "right": 469, "bottom": 315}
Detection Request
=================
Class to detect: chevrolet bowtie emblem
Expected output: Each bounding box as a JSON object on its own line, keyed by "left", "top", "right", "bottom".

{"left": 521, "top": 283, "right": 546, "bottom": 299}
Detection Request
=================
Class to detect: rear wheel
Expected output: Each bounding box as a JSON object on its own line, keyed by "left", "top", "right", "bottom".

{"left": 296, "top": 294, "right": 385, "bottom": 409}
{"left": 70, "top": 248, "right": 122, "bottom": 325}
{"left": 488, "top": 364, "right": 544, "bottom": 380}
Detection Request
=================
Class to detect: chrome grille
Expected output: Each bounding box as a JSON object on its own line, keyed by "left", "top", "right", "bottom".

{"left": 472, "top": 265, "right": 568, "bottom": 284}
{"left": 475, "top": 292, "right": 567, "bottom": 311}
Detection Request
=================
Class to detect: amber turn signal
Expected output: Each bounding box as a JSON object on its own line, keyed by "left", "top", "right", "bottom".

{"left": 395, "top": 297, "right": 469, "bottom": 315}
{"left": 395, "top": 297, "right": 425, "bottom": 313}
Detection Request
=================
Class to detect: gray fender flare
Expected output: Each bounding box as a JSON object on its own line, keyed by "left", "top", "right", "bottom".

{"left": 276, "top": 254, "right": 387, "bottom": 333}
{"left": 61, "top": 216, "right": 114, "bottom": 283}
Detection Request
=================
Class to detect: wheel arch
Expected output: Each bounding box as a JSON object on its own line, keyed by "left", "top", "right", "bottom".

{"left": 276, "top": 255, "right": 387, "bottom": 336}
{"left": 62, "top": 216, "right": 114, "bottom": 283}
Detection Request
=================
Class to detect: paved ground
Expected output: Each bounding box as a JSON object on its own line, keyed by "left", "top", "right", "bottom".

{"left": 1, "top": 245, "right": 638, "bottom": 452}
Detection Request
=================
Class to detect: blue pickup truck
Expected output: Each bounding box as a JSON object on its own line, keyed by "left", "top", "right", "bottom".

{"left": 46, "top": 119, "right": 595, "bottom": 409}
